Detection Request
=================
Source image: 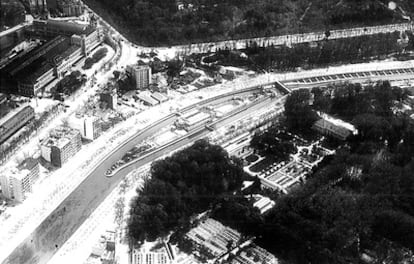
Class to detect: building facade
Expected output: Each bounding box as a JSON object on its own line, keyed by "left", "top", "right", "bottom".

{"left": 0, "top": 158, "right": 40, "bottom": 202}
{"left": 0, "top": 105, "right": 35, "bottom": 145}
{"left": 2, "top": 34, "right": 86, "bottom": 97}
{"left": 41, "top": 126, "right": 82, "bottom": 167}
{"left": 61, "top": 2, "right": 84, "bottom": 17}
{"left": 100, "top": 90, "right": 117, "bottom": 110}
{"left": 69, "top": 115, "right": 102, "bottom": 141}
{"left": 313, "top": 114, "right": 358, "bottom": 140}
{"left": 126, "top": 65, "right": 152, "bottom": 90}
{"left": 130, "top": 249, "right": 171, "bottom": 264}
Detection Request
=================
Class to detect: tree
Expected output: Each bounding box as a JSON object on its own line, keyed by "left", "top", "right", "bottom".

{"left": 284, "top": 89, "right": 318, "bottom": 132}
{"left": 251, "top": 130, "right": 296, "bottom": 161}
{"left": 127, "top": 140, "right": 245, "bottom": 245}
{"left": 166, "top": 58, "right": 184, "bottom": 83}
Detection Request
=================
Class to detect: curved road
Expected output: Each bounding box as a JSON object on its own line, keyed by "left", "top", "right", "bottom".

{"left": 2, "top": 86, "right": 265, "bottom": 264}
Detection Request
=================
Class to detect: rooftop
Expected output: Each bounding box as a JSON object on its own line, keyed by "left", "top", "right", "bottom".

{"left": 185, "top": 112, "right": 210, "bottom": 126}
{"left": 2, "top": 36, "right": 67, "bottom": 76}
{"left": 0, "top": 104, "right": 34, "bottom": 127}
{"left": 316, "top": 113, "right": 358, "bottom": 134}
{"left": 33, "top": 19, "right": 89, "bottom": 34}
{"left": 252, "top": 194, "right": 275, "bottom": 214}
{"left": 17, "top": 158, "right": 38, "bottom": 171}
{"left": 186, "top": 218, "right": 242, "bottom": 258}
{"left": 41, "top": 126, "right": 80, "bottom": 148}
{"left": 151, "top": 92, "right": 168, "bottom": 102}
{"left": 137, "top": 92, "right": 158, "bottom": 106}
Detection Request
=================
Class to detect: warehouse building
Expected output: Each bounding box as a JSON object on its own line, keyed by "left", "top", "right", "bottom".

{"left": 1, "top": 20, "right": 102, "bottom": 97}
{"left": 0, "top": 105, "right": 35, "bottom": 145}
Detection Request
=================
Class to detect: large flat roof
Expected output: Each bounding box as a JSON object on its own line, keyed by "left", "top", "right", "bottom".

{"left": 316, "top": 113, "right": 357, "bottom": 134}
{"left": 4, "top": 36, "right": 74, "bottom": 84}
{"left": 41, "top": 126, "right": 80, "bottom": 148}
{"left": 0, "top": 104, "right": 33, "bottom": 127}
{"left": 2, "top": 36, "right": 67, "bottom": 76}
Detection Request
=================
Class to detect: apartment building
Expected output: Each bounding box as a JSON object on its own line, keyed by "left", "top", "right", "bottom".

{"left": 41, "top": 126, "right": 82, "bottom": 167}
{"left": 0, "top": 158, "right": 40, "bottom": 202}
{"left": 0, "top": 105, "right": 35, "bottom": 145}
{"left": 100, "top": 90, "right": 118, "bottom": 110}
{"left": 126, "top": 65, "right": 152, "bottom": 90}
{"left": 69, "top": 115, "right": 102, "bottom": 141}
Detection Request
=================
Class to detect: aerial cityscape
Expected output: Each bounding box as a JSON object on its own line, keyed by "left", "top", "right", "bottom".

{"left": 0, "top": 0, "right": 414, "bottom": 264}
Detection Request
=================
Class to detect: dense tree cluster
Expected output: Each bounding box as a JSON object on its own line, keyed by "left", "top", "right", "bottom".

{"left": 250, "top": 130, "right": 297, "bottom": 161}
{"left": 0, "top": 0, "right": 25, "bottom": 31}
{"left": 127, "top": 140, "right": 245, "bottom": 245}
{"left": 206, "top": 31, "right": 413, "bottom": 72}
{"left": 214, "top": 82, "right": 414, "bottom": 263}
{"left": 211, "top": 196, "right": 262, "bottom": 237}
{"left": 310, "top": 82, "right": 413, "bottom": 158}
{"left": 83, "top": 47, "right": 108, "bottom": 70}
{"left": 53, "top": 71, "right": 86, "bottom": 99}
{"left": 284, "top": 89, "right": 318, "bottom": 133}
{"left": 83, "top": 0, "right": 411, "bottom": 45}
{"left": 257, "top": 151, "right": 414, "bottom": 263}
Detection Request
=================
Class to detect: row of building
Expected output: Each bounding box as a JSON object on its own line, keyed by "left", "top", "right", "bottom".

{"left": 185, "top": 218, "right": 242, "bottom": 259}
{"left": 182, "top": 218, "right": 278, "bottom": 263}
{"left": 1, "top": 19, "right": 102, "bottom": 97}
{"left": 40, "top": 115, "right": 102, "bottom": 167}
{"left": 135, "top": 91, "right": 168, "bottom": 106}
{"left": 0, "top": 115, "right": 102, "bottom": 202}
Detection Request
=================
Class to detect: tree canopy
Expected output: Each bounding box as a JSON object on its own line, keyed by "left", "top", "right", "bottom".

{"left": 83, "top": 0, "right": 412, "bottom": 46}
{"left": 127, "top": 140, "right": 245, "bottom": 244}
{"left": 284, "top": 89, "right": 318, "bottom": 133}
{"left": 218, "top": 83, "right": 414, "bottom": 263}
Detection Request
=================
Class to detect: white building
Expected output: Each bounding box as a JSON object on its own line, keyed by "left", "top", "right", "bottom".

{"left": 176, "top": 110, "right": 211, "bottom": 131}
{"left": 313, "top": 113, "right": 358, "bottom": 140}
{"left": 0, "top": 158, "right": 39, "bottom": 202}
{"left": 137, "top": 92, "right": 159, "bottom": 106}
{"left": 130, "top": 249, "right": 171, "bottom": 264}
{"left": 252, "top": 194, "right": 275, "bottom": 214}
{"left": 222, "top": 132, "right": 252, "bottom": 158}
{"left": 69, "top": 115, "right": 102, "bottom": 141}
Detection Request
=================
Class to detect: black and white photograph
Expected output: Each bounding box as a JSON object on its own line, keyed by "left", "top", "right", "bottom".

{"left": 0, "top": 0, "right": 414, "bottom": 263}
